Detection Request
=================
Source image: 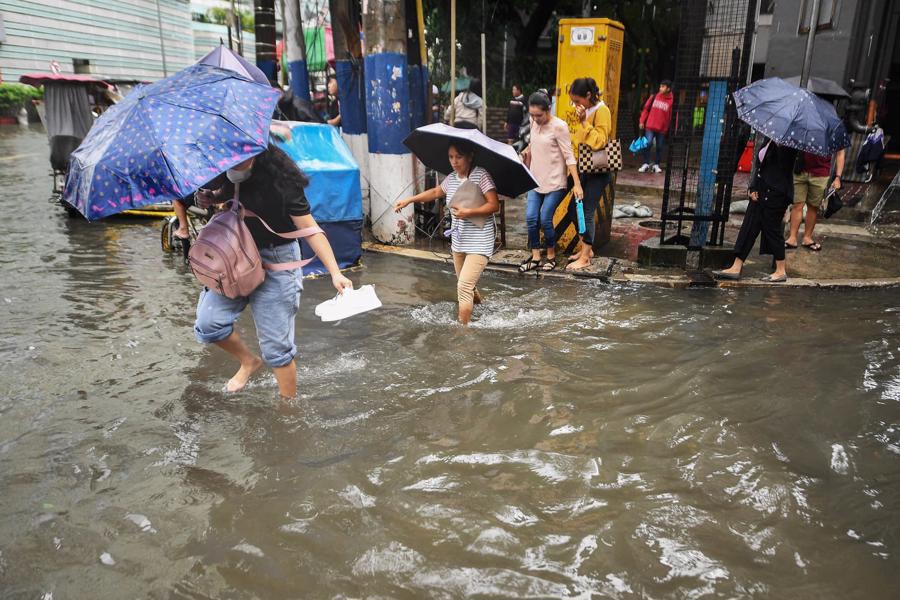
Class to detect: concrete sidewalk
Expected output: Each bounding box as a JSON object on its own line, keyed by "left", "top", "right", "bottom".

{"left": 365, "top": 169, "right": 900, "bottom": 289}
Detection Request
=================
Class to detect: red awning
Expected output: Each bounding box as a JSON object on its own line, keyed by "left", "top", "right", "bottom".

{"left": 19, "top": 72, "right": 112, "bottom": 89}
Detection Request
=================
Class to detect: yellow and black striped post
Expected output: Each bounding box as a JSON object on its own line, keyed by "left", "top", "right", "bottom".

{"left": 552, "top": 183, "right": 614, "bottom": 255}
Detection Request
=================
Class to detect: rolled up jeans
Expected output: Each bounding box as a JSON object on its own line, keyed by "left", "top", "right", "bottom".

{"left": 194, "top": 242, "right": 303, "bottom": 368}
{"left": 526, "top": 188, "right": 567, "bottom": 250}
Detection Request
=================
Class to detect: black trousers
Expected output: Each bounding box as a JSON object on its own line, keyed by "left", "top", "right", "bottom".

{"left": 733, "top": 185, "right": 790, "bottom": 262}
{"left": 567, "top": 172, "right": 610, "bottom": 245}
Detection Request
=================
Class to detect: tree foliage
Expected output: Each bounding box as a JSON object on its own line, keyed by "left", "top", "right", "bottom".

{"left": 207, "top": 7, "right": 255, "bottom": 32}
{"left": 0, "top": 83, "right": 43, "bottom": 111}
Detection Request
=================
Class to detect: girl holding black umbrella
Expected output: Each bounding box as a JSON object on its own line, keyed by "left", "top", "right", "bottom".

{"left": 397, "top": 124, "right": 539, "bottom": 324}
{"left": 394, "top": 139, "right": 500, "bottom": 325}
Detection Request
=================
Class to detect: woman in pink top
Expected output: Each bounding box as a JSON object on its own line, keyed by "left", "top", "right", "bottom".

{"left": 519, "top": 92, "right": 583, "bottom": 272}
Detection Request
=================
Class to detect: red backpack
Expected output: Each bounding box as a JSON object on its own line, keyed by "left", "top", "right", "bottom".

{"left": 188, "top": 183, "right": 322, "bottom": 299}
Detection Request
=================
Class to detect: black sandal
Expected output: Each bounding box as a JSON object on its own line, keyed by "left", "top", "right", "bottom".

{"left": 541, "top": 258, "right": 557, "bottom": 272}
{"left": 518, "top": 258, "right": 540, "bottom": 273}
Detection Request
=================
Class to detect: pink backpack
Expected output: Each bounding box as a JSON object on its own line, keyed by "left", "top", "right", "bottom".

{"left": 188, "top": 183, "right": 323, "bottom": 299}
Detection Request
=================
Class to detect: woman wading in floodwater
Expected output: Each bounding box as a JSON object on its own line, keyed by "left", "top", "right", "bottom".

{"left": 193, "top": 145, "right": 353, "bottom": 397}
{"left": 394, "top": 140, "right": 500, "bottom": 325}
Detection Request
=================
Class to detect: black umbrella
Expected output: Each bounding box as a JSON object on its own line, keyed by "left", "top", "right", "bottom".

{"left": 403, "top": 123, "right": 538, "bottom": 197}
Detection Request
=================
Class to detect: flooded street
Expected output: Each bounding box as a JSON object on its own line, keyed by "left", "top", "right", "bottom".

{"left": 2, "top": 126, "right": 900, "bottom": 599}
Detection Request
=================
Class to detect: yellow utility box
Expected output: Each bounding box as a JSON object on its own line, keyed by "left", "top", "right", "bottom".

{"left": 551, "top": 18, "right": 625, "bottom": 253}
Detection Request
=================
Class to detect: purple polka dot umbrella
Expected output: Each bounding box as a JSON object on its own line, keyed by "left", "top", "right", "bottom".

{"left": 63, "top": 64, "right": 281, "bottom": 220}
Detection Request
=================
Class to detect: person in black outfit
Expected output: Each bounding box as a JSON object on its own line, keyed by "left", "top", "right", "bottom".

{"left": 325, "top": 76, "right": 341, "bottom": 127}
{"left": 193, "top": 144, "right": 353, "bottom": 398}
{"left": 714, "top": 137, "right": 798, "bottom": 282}
{"left": 276, "top": 89, "right": 326, "bottom": 123}
{"left": 505, "top": 84, "right": 526, "bottom": 143}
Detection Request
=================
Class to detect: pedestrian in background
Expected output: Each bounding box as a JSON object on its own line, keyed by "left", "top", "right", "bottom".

{"left": 785, "top": 148, "right": 846, "bottom": 251}
{"left": 566, "top": 77, "right": 611, "bottom": 271}
{"left": 325, "top": 76, "right": 341, "bottom": 127}
{"left": 638, "top": 79, "right": 674, "bottom": 173}
{"left": 445, "top": 79, "right": 483, "bottom": 130}
{"left": 505, "top": 84, "right": 526, "bottom": 143}
{"left": 714, "top": 138, "right": 798, "bottom": 283}
{"left": 519, "top": 92, "right": 583, "bottom": 273}
{"left": 431, "top": 84, "right": 441, "bottom": 123}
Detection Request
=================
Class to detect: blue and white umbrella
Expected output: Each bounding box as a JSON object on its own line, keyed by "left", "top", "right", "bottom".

{"left": 733, "top": 77, "right": 850, "bottom": 157}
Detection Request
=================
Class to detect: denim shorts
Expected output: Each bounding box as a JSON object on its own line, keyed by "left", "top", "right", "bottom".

{"left": 194, "top": 242, "right": 303, "bottom": 368}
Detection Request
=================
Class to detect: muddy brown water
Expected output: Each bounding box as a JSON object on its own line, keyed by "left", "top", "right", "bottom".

{"left": 2, "top": 126, "right": 900, "bottom": 599}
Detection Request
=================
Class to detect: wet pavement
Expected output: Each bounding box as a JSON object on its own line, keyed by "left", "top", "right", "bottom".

{"left": 490, "top": 175, "right": 900, "bottom": 285}
{"left": 3, "top": 125, "right": 900, "bottom": 599}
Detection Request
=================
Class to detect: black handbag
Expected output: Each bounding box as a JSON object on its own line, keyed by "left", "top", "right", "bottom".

{"left": 823, "top": 187, "right": 843, "bottom": 219}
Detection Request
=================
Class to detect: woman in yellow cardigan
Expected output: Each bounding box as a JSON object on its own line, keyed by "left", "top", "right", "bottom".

{"left": 566, "top": 77, "right": 612, "bottom": 271}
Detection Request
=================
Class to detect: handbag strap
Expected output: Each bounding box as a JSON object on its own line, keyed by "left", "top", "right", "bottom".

{"left": 231, "top": 182, "right": 325, "bottom": 271}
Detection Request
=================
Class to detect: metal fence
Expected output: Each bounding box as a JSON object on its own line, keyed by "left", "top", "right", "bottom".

{"left": 659, "top": 0, "right": 758, "bottom": 247}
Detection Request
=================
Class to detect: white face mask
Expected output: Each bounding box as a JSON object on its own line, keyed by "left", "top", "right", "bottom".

{"left": 226, "top": 167, "right": 252, "bottom": 183}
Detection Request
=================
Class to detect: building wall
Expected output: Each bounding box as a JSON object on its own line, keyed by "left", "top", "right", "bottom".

{"left": 753, "top": 14, "right": 773, "bottom": 64}
{"left": 0, "top": 0, "right": 194, "bottom": 83}
{"left": 764, "top": 0, "right": 861, "bottom": 84}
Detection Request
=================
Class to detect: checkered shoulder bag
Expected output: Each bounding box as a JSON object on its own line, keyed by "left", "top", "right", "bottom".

{"left": 577, "top": 139, "right": 623, "bottom": 174}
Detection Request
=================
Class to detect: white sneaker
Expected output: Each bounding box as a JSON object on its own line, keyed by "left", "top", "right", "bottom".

{"left": 315, "top": 285, "right": 382, "bottom": 322}
{"left": 638, "top": 163, "right": 651, "bottom": 173}
{"left": 652, "top": 164, "right": 663, "bottom": 173}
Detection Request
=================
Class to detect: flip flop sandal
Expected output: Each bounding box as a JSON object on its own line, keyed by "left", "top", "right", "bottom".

{"left": 785, "top": 242, "right": 798, "bottom": 249}
{"left": 759, "top": 274, "right": 787, "bottom": 282}
{"left": 802, "top": 242, "right": 822, "bottom": 252}
{"left": 518, "top": 258, "right": 540, "bottom": 273}
{"left": 541, "top": 259, "right": 558, "bottom": 272}
{"left": 566, "top": 260, "right": 591, "bottom": 271}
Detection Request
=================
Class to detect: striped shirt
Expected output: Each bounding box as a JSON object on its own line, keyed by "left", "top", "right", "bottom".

{"left": 441, "top": 167, "right": 497, "bottom": 256}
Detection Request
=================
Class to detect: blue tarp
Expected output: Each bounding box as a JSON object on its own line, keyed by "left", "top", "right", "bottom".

{"left": 275, "top": 122, "right": 363, "bottom": 222}
{"left": 274, "top": 122, "right": 363, "bottom": 274}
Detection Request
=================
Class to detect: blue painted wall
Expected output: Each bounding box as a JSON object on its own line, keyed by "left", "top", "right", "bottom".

{"left": 288, "top": 60, "right": 311, "bottom": 101}
{"left": 363, "top": 52, "right": 411, "bottom": 154}
{"left": 407, "top": 64, "right": 428, "bottom": 130}
{"left": 335, "top": 59, "right": 367, "bottom": 135}
{"left": 256, "top": 58, "right": 277, "bottom": 84}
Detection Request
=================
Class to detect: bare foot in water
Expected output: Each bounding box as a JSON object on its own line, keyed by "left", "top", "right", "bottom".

{"left": 473, "top": 289, "right": 484, "bottom": 305}
{"left": 226, "top": 356, "right": 263, "bottom": 392}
